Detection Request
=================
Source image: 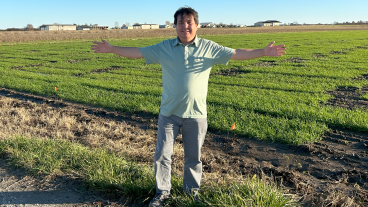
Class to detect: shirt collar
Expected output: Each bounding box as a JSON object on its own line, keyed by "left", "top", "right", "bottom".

{"left": 173, "top": 36, "right": 200, "bottom": 47}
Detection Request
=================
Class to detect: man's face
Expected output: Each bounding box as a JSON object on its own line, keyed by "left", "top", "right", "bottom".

{"left": 175, "top": 14, "right": 197, "bottom": 44}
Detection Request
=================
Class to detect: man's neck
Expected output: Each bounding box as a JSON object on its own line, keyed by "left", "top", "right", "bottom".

{"left": 179, "top": 36, "right": 196, "bottom": 46}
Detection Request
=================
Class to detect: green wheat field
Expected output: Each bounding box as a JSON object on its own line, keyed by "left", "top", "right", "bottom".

{"left": 1, "top": 30, "right": 368, "bottom": 146}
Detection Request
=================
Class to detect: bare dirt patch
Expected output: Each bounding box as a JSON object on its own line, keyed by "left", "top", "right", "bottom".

{"left": 326, "top": 86, "right": 368, "bottom": 109}
{"left": 74, "top": 66, "right": 126, "bottom": 77}
{"left": 0, "top": 87, "right": 367, "bottom": 206}
{"left": 210, "top": 66, "right": 252, "bottom": 76}
{"left": 212, "top": 57, "right": 305, "bottom": 77}
{"left": 11, "top": 63, "right": 43, "bottom": 70}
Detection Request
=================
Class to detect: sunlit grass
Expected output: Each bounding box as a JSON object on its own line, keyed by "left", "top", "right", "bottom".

{"left": 0, "top": 136, "right": 294, "bottom": 206}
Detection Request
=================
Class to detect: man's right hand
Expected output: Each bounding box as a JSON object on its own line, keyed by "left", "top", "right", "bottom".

{"left": 91, "top": 39, "right": 113, "bottom": 53}
{"left": 91, "top": 39, "right": 143, "bottom": 59}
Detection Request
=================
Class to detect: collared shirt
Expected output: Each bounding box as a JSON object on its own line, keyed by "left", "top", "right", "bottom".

{"left": 141, "top": 36, "right": 234, "bottom": 118}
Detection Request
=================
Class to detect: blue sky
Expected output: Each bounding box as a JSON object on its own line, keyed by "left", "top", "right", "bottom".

{"left": 1, "top": 0, "right": 367, "bottom": 30}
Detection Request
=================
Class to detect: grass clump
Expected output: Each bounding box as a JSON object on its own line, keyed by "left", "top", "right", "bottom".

{"left": 169, "top": 176, "right": 294, "bottom": 207}
{"left": 0, "top": 136, "right": 156, "bottom": 202}
{"left": 0, "top": 136, "right": 293, "bottom": 206}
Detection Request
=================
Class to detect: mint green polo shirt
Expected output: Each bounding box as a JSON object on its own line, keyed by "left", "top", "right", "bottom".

{"left": 141, "top": 36, "right": 234, "bottom": 118}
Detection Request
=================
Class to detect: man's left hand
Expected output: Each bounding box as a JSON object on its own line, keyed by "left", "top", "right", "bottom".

{"left": 264, "top": 41, "right": 286, "bottom": 57}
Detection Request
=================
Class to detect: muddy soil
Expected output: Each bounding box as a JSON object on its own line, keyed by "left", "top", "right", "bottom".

{"left": 0, "top": 87, "right": 367, "bottom": 207}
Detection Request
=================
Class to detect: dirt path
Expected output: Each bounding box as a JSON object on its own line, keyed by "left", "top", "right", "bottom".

{"left": 0, "top": 159, "right": 92, "bottom": 206}
{"left": 0, "top": 87, "right": 367, "bottom": 206}
{"left": 0, "top": 156, "right": 141, "bottom": 207}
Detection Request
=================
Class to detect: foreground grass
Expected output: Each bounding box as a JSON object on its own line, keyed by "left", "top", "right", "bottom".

{"left": 0, "top": 136, "right": 293, "bottom": 206}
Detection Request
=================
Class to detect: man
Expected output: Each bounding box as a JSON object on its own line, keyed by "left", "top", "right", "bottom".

{"left": 91, "top": 6, "right": 286, "bottom": 207}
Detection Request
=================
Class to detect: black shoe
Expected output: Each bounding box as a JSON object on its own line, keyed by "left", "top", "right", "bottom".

{"left": 186, "top": 190, "right": 200, "bottom": 203}
{"left": 149, "top": 193, "right": 170, "bottom": 207}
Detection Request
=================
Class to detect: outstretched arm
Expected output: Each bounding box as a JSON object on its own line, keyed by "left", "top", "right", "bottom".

{"left": 230, "top": 41, "right": 286, "bottom": 60}
{"left": 91, "top": 39, "right": 143, "bottom": 59}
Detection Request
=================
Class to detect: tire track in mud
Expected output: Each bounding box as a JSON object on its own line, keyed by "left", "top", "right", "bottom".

{"left": 0, "top": 87, "right": 367, "bottom": 206}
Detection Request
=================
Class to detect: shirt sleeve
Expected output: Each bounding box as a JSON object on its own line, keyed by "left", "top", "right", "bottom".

{"left": 140, "top": 43, "right": 161, "bottom": 65}
{"left": 211, "top": 43, "right": 235, "bottom": 65}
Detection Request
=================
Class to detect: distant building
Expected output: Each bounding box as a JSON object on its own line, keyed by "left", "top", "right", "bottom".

{"left": 40, "top": 24, "right": 76, "bottom": 31}
{"left": 92, "top": 26, "right": 109, "bottom": 30}
{"left": 200, "top": 22, "right": 216, "bottom": 28}
{"left": 121, "top": 26, "right": 133, "bottom": 29}
{"left": 159, "top": 25, "right": 171, "bottom": 29}
{"left": 77, "top": 26, "right": 92, "bottom": 30}
{"left": 254, "top": 20, "right": 281, "bottom": 27}
{"left": 133, "top": 24, "right": 159, "bottom": 29}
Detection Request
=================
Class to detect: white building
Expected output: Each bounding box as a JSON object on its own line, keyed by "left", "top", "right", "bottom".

{"left": 133, "top": 24, "right": 159, "bottom": 29}
{"left": 40, "top": 24, "right": 76, "bottom": 31}
{"left": 254, "top": 20, "right": 281, "bottom": 27}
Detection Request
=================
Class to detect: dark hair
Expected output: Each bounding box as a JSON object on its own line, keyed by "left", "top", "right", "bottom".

{"left": 174, "top": 6, "right": 199, "bottom": 25}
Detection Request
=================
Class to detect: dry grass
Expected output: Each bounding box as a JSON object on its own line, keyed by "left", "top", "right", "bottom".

{"left": 0, "top": 96, "right": 158, "bottom": 163}
{"left": 0, "top": 95, "right": 245, "bottom": 183}
{"left": 0, "top": 96, "right": 189, "bottom": 176}
{"left": 1, "top": 25, "right": 368, "bottom": 43}
{"left": 300, "top": 190, "right": 363, "bottom": 207}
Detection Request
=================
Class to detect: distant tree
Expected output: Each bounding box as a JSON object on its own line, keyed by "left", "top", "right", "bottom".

{"left": 134, "top": 23, "right": 140, "bottom": 25}
{"left": 115, "top": 21, "right": 120, "bottom": 29}
{"left": 126, "top": 22, "right": 130, "bottom": 27}
{"left": 6, "top": 28, "right": 23, "bottom": 31}
{"left": 165, "top": 21, "right": 170, "bottom": 25}
{"left": 25, "top": 24, "right": 34, "bottom": 31}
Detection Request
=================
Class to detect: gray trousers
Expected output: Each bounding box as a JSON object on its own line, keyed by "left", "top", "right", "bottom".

{"left": 154, "top": 114, "right": 207, "bottom": 194}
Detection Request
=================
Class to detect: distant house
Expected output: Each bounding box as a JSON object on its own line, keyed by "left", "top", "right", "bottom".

{"left": 40, "top": 24, "right": 76, "bottom": 31}
{"left": 133, "top": 24, "right": 159, "bottom": 29}
{"left": 159, "top": 25, "right": 171, "bottom": 29}
{"left": 254, "top": 20, "right": 281, "bottom": 27}
{"left": 236, "top": 24, "right": 246, "bottom": 27}
{"left": 92, "top": 26, "right": 109, "bottom": 30}
{"left": 200, "top": 22, "right": 216, "bottom": 28}
{"left": 77, "top": 26, "right": 92, "bottom": 30}
{"left": 121, "top": 26, "right": 133, "bottom": 29}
